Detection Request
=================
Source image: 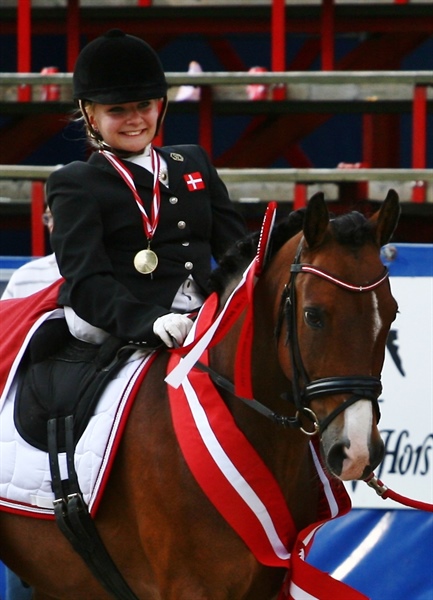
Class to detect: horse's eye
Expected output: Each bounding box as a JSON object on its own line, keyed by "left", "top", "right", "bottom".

{"left": 304, "top": 308, "right": 323, "bottom": 328}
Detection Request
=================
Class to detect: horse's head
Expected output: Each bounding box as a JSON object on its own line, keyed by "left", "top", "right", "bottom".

{"left": 270, "top": 190, "right": 400, "bottom": 481}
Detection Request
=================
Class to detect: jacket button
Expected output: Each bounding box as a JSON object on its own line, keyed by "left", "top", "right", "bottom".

{"left": 178, "top": 220, "right": 186, "bottom": 229}
{"left": 169, "top": 196, "right": 178, "bottom": 204}
{"left": 185, "top": 262, "right": 193, "bottom": 270}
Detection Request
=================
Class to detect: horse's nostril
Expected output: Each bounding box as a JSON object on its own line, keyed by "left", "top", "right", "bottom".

{"left": 327, "top": 441, "right": 349, "bottom": 477}
{"left": 369, "top": 439, "right": 385, "bottom": 471}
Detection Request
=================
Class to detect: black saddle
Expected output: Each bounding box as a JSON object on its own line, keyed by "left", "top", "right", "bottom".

{"left": 14, "top": 318, "right": 135, "bottom": 452}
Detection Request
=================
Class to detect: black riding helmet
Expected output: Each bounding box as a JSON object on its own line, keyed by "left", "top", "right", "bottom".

{"left": 73, "top": 29, "right": 167, "bottom": 103}
{"left": 73, "top": 29, "right": 168, "bottom": 143}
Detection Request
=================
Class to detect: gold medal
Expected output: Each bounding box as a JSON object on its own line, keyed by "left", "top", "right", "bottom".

{"left": 134, "top": 248, "right": 158, "bottom": 274}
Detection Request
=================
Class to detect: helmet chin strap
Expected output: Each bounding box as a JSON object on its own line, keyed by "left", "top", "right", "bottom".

{"left": 78, "top": 99, "right": 105, "bottom": 145}
{"left": 155, "top": 96, "right": 168, "bottom": 137}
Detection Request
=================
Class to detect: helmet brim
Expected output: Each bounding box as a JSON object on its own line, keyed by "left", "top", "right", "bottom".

{"left": 74, "top": 84, "right": 168, "bottom": 105}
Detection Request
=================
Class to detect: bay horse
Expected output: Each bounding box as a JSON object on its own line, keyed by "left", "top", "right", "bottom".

{"left": 0, "top": 190, "right": 400, "bottom": 599}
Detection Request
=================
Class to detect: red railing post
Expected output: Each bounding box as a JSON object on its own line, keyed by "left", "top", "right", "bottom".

{"left": 337, "top": 162, "right": 369, "bottom": 202}
{"left": 199, "top": 86, "right": 213, "bottom": 159}
{"left": 271, "top": 0, "right": 286, "bottom": 100}
{"left": 67, "top": 0, "right": 81, "bottom": 72}
{"left": 412, "top": 84, "right": 427, "bottom": 203}
{"left": 31, "top": 181, "right": 46, "bottom": 257}
{"left": 321, "top": 0, "right": 335, "bottom": 71}
{"left": 294, "top": 183, "right": 308, "bottom": 209}
{"left": 17, "top": 0, "right": 31, "bottom": 101}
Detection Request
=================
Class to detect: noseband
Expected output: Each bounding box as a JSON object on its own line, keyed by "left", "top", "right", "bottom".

{"left": 277, "top": 242, "right": 388, "bottom": 436}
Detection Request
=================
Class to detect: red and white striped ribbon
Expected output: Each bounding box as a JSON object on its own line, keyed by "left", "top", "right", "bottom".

{"left": 101, "top": 148, "right": 161, "bottom": 242}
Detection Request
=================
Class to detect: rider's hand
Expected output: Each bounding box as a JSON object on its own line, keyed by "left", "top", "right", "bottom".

{"left": 153, "top": 313, "right": 193, "bottom": 348}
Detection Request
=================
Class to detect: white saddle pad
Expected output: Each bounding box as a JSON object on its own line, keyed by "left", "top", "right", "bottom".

{"left": 0, "top": 353, "right": 152, "bottom": 518}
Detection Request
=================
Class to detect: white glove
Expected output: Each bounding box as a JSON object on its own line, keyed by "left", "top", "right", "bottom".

{"left": 153, "top": 313, "right": 193, "bottom": 348}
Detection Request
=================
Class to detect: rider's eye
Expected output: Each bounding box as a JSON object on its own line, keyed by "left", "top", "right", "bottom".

{"left": 304, "top": 308, "right": 323, "bottom": 329}
{"left": 107, "top": 106, "right": 124, "bottom": 114}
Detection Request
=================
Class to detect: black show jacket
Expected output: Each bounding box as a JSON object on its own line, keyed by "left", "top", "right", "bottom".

{"left": 47, "top": 144, "right": 246, "bottom": 346}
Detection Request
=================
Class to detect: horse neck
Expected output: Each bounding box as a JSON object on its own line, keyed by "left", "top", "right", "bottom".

{"left": 208, "top": 269, "right": 319, "bottom": 529}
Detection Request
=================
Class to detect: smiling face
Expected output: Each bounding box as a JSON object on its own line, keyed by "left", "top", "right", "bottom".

{"left": 87, "top": 99, "right": 162, "bottom": 154}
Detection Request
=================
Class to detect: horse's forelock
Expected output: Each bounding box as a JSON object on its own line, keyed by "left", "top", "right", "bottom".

{"left": 330, "top": 211, "right": 375, "bottom": 247}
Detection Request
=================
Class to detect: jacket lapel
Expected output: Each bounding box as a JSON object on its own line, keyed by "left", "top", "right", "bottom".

{"left": 157, "top": 147, "right": 188, "bottom": 192}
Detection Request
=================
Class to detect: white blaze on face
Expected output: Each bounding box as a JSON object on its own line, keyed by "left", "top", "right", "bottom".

{"left": 340, "top": 400, "right": 373, "bottom": 480}
{"left": 339, "top": 290, "right": 383, "bottom": 479}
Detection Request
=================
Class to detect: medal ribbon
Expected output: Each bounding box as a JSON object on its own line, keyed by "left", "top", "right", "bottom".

{"left": 101, "top": 148, "right": 161, "bottom": 243}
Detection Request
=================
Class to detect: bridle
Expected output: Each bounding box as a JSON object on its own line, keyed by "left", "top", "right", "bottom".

{"left": 197, "top": 241, "right": 389, "bottom": 437}
{"left": 276, "top": 241, "right": 388, "bottom": 436}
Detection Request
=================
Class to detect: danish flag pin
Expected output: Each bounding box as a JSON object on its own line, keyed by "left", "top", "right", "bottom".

{"left": 183, "top": 172, "right": 205, "bottom": 191}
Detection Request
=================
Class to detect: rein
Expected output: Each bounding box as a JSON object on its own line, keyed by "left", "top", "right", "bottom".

{"left": 194, "top": 360, "right": 303, "bottom": 430}
{"left": 365, "top": 473, "right": 433, "bottom": 512}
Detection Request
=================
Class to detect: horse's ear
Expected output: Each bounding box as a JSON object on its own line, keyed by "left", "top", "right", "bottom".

{"left": 303, "top": 192, "right": 329, "bottom": 249}
{"left": 370, "top": 189, "right": 401, "bottom": 247}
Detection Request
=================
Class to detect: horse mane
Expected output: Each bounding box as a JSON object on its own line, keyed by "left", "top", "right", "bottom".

{"left": 209, "top": 207, "right": 375, "bottom": 296}
{"left": 209, "top": 208, "right": 305, "bottom": 295}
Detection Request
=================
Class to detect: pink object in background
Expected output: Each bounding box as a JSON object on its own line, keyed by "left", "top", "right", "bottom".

{"left": 175, "top": 61, "right": 202, "bottom": 101}
{"left": 246, "top": 66, "right": 269, "bottom": 101}
{"left": 41, "top": 66, "right": 60, "bottom": 101}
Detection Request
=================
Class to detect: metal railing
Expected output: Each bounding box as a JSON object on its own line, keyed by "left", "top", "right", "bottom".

{"left": 1, "top": 70, "right": 432, "bottom": 87}
{"left": 1, "top": 165, "right": 433, "bottom": 184}
{"left": 1, "top": 164, "right": 432, "bottom": 255}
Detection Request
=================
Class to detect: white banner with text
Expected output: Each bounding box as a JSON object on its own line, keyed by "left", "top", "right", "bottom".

{"left": 348, "top": 244, "right": 433, "bottom": 509}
